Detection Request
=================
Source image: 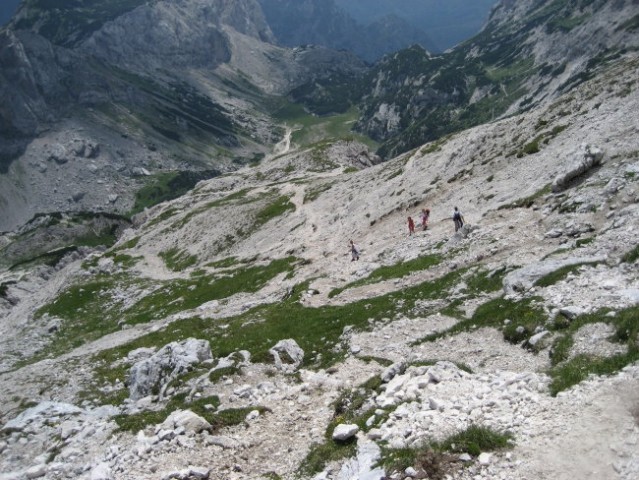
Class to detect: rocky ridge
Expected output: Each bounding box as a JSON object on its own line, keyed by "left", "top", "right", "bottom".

{"left": 0, "top": 34, "right": 639, "bottom": 480}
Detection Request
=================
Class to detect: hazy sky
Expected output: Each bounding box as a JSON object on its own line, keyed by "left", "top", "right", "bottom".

{"left": 1, "top": 0, "right": 497, "bottom": 50}
{"left": 0, "top": 0, "right": 20, "bottom": 25}
{"left": 335, "top": 0, "right": 497, "bottom": 49}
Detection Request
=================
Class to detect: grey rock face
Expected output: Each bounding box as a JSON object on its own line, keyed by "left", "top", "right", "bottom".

{"left": 126, "top": 338, "right": 212, "bottom": 400}
{"left": 503, "top": 256, "right": 606, "bottom": 295}
{"left": 1, "top": 402, "right": 82, "bottom": 433}
{"left": 159, "top": 409, "right": 211, "bottom": 434}
{"left": 269, "top": 338, "right": 304, "bottom": 373}
{"left": 552, "top": 145, "right": 604, "bottom": 193}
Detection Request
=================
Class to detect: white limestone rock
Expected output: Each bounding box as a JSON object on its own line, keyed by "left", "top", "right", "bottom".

{"left": 332, "top": 424, "right": 359, "bottom": 441}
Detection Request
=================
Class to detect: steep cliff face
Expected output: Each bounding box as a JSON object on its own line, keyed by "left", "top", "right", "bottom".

{"left": 80, "top": 0, "right": 275, "bottom": 71}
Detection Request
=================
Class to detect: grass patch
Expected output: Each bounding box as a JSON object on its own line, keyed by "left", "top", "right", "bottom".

{"left": 254, "top": 195, "right": 295, "bottom": 229}
{"left": 549, "top": 352, "right": 639, "bottom": 396}
{"left": 534, "top": 264, "right": 583, "bottom": 288}
{"left": 417, "top": 296, "right": 546, "bottom": 346}
{"left": 547, "top": 305, "right": 639, "bottom": 395}
{"left": 298, "top": 375, "right": 384, "bottom": 476}
{"left": 328, "top": 254, "right": 442, "bottom": 298}
{"left": 159, "top": 248, "right": 198, "bottom": 272}
{"left": 463, "top": 267, "right": 509, "bottom": 295}
{"left": 303, "top": 183, "right": 333, "bottom": 203}
{"left": 27, "top": 257, "right": 298, "bottom": 365}
{"left": 207, "top": 256, "right": 242, "bottom": 269}
{"left": 298, "top": 437, "right": 357, "bottom": 477}
{"left": 381, "top": 425, "right": 513, "bottom": 479}
{"left": 129, "top": 170, "right": 220, "bottom": 216}
{"left": 622, "top": 244, "right": 639, "bottom": 263}
{"left": 89, "top": 268, "right": 468, "bottom": 408}
{"left": 498, "top": 184, "right": 551, "bottom": 210}
{"left": 433, "top": 424, "right": 513, "bottom": 456}
{"left": 209, "top": 365, "right": 241, "bottom": 383}
{"left": 575, "top": 237, "right": 595, "bottom": 248}
{"left": 113, "top": 391, "right": 270, "bottom": 433}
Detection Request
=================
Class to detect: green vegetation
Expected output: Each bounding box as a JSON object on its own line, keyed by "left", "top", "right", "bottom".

{"left": 113, "top": 391, "right": 270, "bottom": 433}
{"left": 464, "top": 267, "right": 509, "bottom": 295}
{"left": 328, "top": 254, "right": 442, "bottom": 298}
{"left": 87, "top": 268, "right": 468, "bottom": 406}
{"left": 547, "top": 305, "right": 639, "bottom": 395}
{"left": 129, "top": 170, "right": 220, "bottom": 215}
{"left": 159, "top": 248, "right": 198, "bottom": 272}
{"left": 534, "top": 261, "right": 600, "bottom": 288}
{"left": 616, "top": 14, "right": 639, "bottom": 32}
{"left": 499, "top": 184, "right": 552, "bottom": 210}
{"left": 207, "top": 257, "right": 242, "bottom": 269}
{"left": 381, "top": 425, "right": 513, "bottom": 479}
{"left": 298, "top": 376, "right": 384, "bottom": 476}
{"left": 433, "top": 424, "right": 513, "bottom": 456}
{"left": 269, "top": 103, "right": 377, "bottom": 150}
{"left": 209, "top": 365, "right": 241, "bottom": 383}
{"left": 418, "top": 296, "right": 546, "bottom": 346}
{"left": 304, "top": 183, "right": 333, "bottom": 204}
{"left": 622, "top": 244, "right": 639, "bottom": 263}
{"left": 27, "top": 257, "right": 299, "bottom": 365}
{"left": 156, "top": 190, "right": 294, "bottom": 255}
{"left": 298, "top": 436, "right": 357, "bottom": 477}
{"left": 254, "top": 195, "right": 296, "bottom": 229}
{"left": 113, "top": 393, "right": 220, "bottom": 432}
{"left": 1, "top": 212, "right": 129, "bottom": 270}
{"left": 549, "top": 352, "right": 639, "bottom": 396}
{"left": 547, "top": 14, "right": 590, "bottom": 34}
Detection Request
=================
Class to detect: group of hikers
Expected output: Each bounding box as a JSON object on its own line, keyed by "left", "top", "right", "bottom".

{"left": 350, "top": 206, "right": 465, "bottom": 261}
{"left": 408, "top": 206, "right": 465, "bottom": 236}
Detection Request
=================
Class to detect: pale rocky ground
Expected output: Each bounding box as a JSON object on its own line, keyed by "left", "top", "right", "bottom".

{"left": 1, "top": 54, "right": 639, "bottom": 480}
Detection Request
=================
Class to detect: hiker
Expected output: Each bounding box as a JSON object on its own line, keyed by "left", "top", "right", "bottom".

{"left": 407, "top": 216, "right": 415, "bottom": 236}
{"left": 349, "top": 239, "right": 360, "bottom": 261}
{"left": 453, "top": 206, "right": 465, "bottom": 231}
{"left": 420, "top": 208, "right": 430, "bottom": 231}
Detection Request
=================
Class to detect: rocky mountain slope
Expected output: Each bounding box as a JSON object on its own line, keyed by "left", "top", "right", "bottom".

{"left": 0, "top": 0, "right": 367, "bottom": 231}
{"left": 345, "top": 0, "right": 639, "bottom": 158}
{"left": 1, "top": 13, "right": 639, "bottom": 477}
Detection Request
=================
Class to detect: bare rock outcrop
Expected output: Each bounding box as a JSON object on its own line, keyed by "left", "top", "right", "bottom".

{"left": 551, "top": 144, "right": 604, "bottom": 193}
{"left": 127, "top": 338, "right": 212, "bottom": 400}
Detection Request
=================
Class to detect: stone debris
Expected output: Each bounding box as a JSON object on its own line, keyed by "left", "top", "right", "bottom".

{"left": 126, "top": 338, "right": 212, "bottom": 400}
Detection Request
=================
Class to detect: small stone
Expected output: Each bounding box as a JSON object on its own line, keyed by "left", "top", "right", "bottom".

{"left": 405, "top": 466, "right": 418, "bottom": 477}
{"left": 478, "top": 452, "right": 493, "bottom": 465}
{"left": 90, "top": 462, "right": 113, "bottom": 480}
{"left": 188, "top": 466, "right": 210, "bottom": 479}
{"left": 26, "top": 464, "right": 47, "bottom": 479}
{"left": 332, "top": 424, "right": 359, "bottom": 441}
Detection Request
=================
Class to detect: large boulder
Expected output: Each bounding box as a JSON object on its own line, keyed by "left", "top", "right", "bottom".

{"left": 127, "top": 338, "right": 212, "bottom": 400}
{"left": 551, "top": 144, "right": 604, "bottom": 193}
{"left": 159, "top": 409, "right": 211, "bottom": 434}
{"left": 269, "top": 339, "right": 304, "bottom": 373}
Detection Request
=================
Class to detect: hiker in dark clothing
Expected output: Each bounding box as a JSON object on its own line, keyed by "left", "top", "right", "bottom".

{"left": 349, "top": 239, "right": 360, "bottom": 261}
{"left": 453, "top": 206, "right": 465, "bottom": 232}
